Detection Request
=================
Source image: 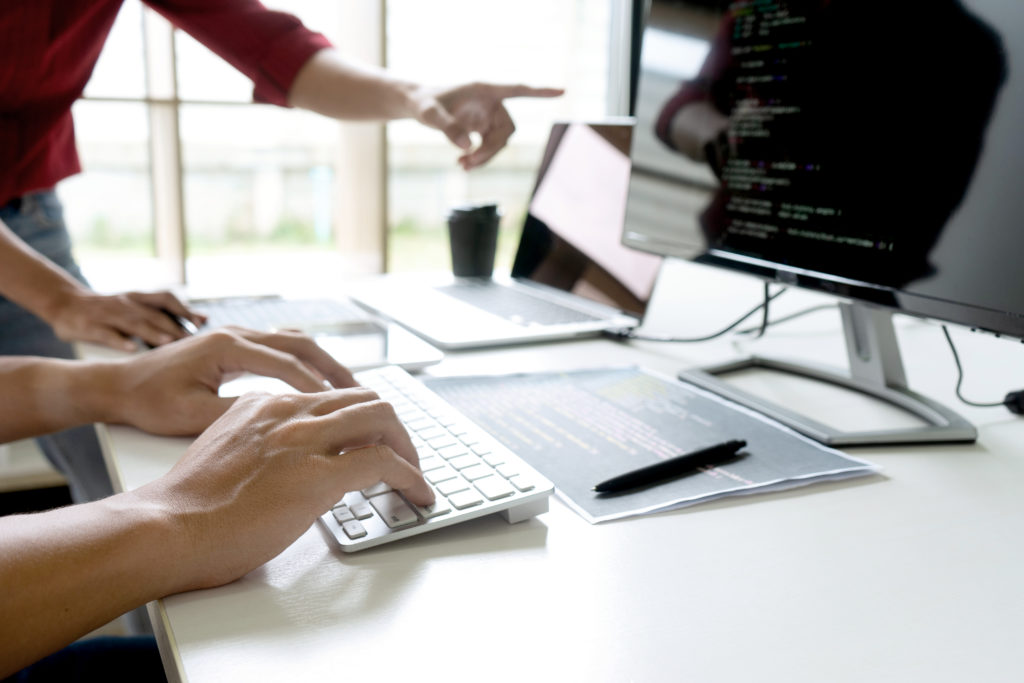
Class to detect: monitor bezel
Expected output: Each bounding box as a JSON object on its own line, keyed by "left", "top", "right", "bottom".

{"left": 684, "top": 247, "right": 1024, "bottom": 342}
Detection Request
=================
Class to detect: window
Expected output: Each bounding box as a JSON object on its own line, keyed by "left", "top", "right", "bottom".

{"left": 63, "top": 3, "right": 155, "bottom": 289}
{"left": 385, "top": 0, "right": 620, "bottom": 273}
{"left": 64, "top": 1, "right": 627, "bottom": 294}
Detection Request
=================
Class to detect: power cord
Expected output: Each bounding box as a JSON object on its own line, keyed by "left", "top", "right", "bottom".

{"left": 734, "top": 302, "right": 838, "bottom": 336}
{"left": 604, "top": 284, "right": 787, "bottom": 343}
{"left": 751, "top": 282, "right": 771, "bottom": 339}
{"left": 941, "top": 325, "right": 1024, "bottom": 414}
{"left": 608, "top": 285, "right": 1024, "bottom": 415}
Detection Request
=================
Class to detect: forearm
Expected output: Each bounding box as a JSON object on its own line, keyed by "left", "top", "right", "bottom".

{"left": 0, "top": 218, "right": 87, "bottom": 323}
{"left": 0, "top": 492, "right": 182, "bottom": 678}
{"left": 287, "top": 49, "right": 419, "bottom": 121}
{"left": 0, "top": 357, "right": 119, "bottom": 443}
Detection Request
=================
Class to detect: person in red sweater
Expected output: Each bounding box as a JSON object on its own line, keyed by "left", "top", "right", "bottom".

{"left": 0, "top": 1, "right": 562, "bottom": 504}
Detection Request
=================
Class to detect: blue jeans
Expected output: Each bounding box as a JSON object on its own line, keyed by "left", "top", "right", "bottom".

{"left": 1, "top": 636, "right": 166, "bottom": 683}
{"left": 0, "top": 190, "right": 115, "bottom": 502}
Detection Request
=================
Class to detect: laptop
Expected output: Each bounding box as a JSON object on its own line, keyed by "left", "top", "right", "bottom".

{"left": 351, "top": 120, "right": 664, "bottom": 349}
{"left": 190, "top": 295, "right": 444, "bottom": 372}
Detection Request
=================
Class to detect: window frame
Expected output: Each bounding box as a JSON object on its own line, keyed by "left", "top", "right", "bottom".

{"left": 75, "top": 0, "right": 630, "bottom": 286}
{"left": 78, "top": 3, "right": 388, "bottom": 286}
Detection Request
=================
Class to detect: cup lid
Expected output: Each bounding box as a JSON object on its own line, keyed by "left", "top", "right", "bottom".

{"left": 448, "top": 202, "right": 498, "bottom": 218}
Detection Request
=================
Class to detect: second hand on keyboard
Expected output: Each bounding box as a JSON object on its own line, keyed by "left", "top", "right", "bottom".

{"left": 319, "top": 365, "right": 554, "bottom": 552}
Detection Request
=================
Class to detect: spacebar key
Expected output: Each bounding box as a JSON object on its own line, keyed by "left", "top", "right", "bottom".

{"left": 369, "top": 492, "right": 419, "bottom": 528}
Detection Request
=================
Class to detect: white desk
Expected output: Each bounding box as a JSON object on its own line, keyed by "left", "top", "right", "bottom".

{"left": 98, "top": 261, "right": 1024, "bottom": 683}
{"left": 0, "top": 439, "right": 65, "bottom": 493}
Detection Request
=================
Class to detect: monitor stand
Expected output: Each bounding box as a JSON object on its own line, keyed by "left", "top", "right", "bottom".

{"left": 678, "top": 302, "right": 978, "bottom": 446}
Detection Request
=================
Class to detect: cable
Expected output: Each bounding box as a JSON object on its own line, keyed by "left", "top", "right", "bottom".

{"left": 941, "top": 325, "right": 1023, "bottom": 413}
{"left": 613, "top": 290, "right": 1024, "bottom": 414}
{"left": 751, "top": 282, "right": 771, "bottom": 339}
{"left": 735, "top": 303, "right": 837, "bottom": 336}
{"left": 605, "top": 286, "right": 787, "bottom": 343}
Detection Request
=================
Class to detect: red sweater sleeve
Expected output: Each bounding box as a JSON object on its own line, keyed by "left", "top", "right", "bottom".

{"left": 144, "top": 0, "right": 333, "bottom": 106}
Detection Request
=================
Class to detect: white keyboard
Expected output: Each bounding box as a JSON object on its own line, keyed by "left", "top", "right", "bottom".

{"left": 319, "top": 365, "right": 555, "bottom": 552}
{"left": 191, "top": 296, "right": 367, "bottom": 331}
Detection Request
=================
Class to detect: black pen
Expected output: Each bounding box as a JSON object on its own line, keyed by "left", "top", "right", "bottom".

{"left": 592, "top": 439, "right": 747, "bottom": 494}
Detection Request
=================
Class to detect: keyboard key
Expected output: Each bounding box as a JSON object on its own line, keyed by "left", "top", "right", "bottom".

{"left": 509, "top": 475, "right": 536, "bottom": 492}
{"left": 416, "top": 499, "right": 452, "bottom": 519}
{"left": 332, "top": 505, "right": 355, "bottom": 524}
{"left": 427, "top": 435, "right": 458, "bottom": 449}
{"left": 461, "top": 464, "right": 493, "bottom": 481}
{"left": 418, "top": 455, "right": 445, "bottom": 471}
{"left": 426, "top": 466, "right": 458, "bottom": 484}
{"left": 475, "top": 477, "right": 516, "bottom": 501}
{"left": 496, "top": 464, "right": 519, "bottom": 479}
{"left": 459, "top": 432, "right": 483, "bottom": 446}
{"left": 448, "top": 489, "right": 484, "bottom": 510}
{"left": 349, "top": 501, "right": 374, "bottom": 520}
{"left": 483, "top": 452, "right": 507, "bottom": 467}
{"left": 437, "top": 444, "right": 470, "bottom": 460}
{"left": 418, "top": 426, "right": 446, "bottom": 441}
{"left": 435, "top": 414, "right": 459, "bottom": 428}
{"left": 448, "top": 454, "right": 482, "bottom": 470}
{"left": 424, "top": 405, "right": 448, "bottom": 419}
{"left": 405, "top": 416, "right": 434, "bottom": 431}
{"left": 436, "top": 478, "right": 470, "bottom": 496}
{"left": 342, "top": 520, "right": 367, "bottom": 539}
{"left": 361, "top": 482, "right": 393, "bottom": 498}
{"left": 370, "top": 492, "right": 419, "bottom": 528}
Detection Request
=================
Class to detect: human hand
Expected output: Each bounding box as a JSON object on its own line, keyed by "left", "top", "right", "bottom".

{"left": 97, "top": 327, "right": 358, "bottom": 436}
{"left": 45, "top": 289, "right": 207, "bottom": 351}
{"left": 136, "top": 388, "right": 434, "bottom": 591}
{"left": 667, "top": 100, "right": 731, "bottom": 171}
{"left": 414, "top": 82, "right": 564, "bottom": 169}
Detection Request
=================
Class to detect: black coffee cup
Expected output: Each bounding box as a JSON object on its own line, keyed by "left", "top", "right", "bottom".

{"left": 447, "top": 203, "right": 500, "bottom": 278}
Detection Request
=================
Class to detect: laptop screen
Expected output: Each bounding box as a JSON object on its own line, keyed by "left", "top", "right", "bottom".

{"left": 511, "top": 121, "right": 663, "bottom": 317}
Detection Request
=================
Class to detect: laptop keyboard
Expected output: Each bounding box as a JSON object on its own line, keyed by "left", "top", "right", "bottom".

{"left": 191, "top": 296, "right": 367, "bottom": 331}
{"left": 435, "top": 280, "right": 602, "bottom": 326}
{"left": 319, "top": 365, "right": 554, "bottom": 551}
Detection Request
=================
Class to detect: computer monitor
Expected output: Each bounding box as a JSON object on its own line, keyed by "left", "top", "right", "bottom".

{"left": 623, "top": 0, "right": 1021, "bottom": 445}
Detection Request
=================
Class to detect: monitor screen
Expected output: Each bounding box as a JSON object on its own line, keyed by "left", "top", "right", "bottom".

{"left": 624, "top": 0, "right": 1023, "bottom": 339}
{"left": 512, "top": 121, "right": 663, "bottom": 317}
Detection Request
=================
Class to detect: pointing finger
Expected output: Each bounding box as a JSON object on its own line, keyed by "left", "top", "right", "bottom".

{"left": 418, "top": 102, "right": 472, "bottom": 150}
{"left": 461, "top": 107, "right": 516, "bottom": 169}
{"left": 488, "top": 84, "right": 565, "bottom": 100}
